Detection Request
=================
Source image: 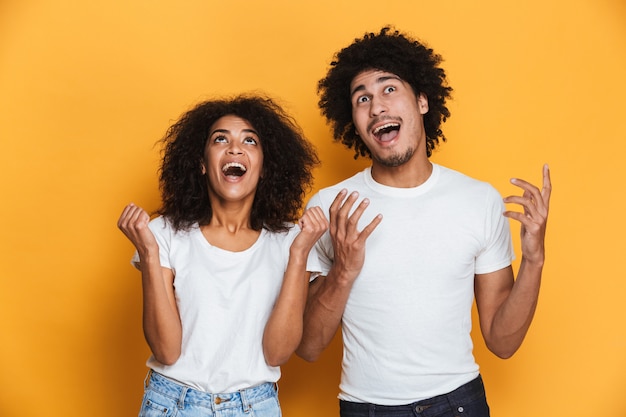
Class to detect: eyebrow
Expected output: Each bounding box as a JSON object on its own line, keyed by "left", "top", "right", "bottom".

{"left": 210, "top": 128, "right": 259, "bottom": 136}
{"left": 350, "top": 75, "right": 402, "bottom": 98}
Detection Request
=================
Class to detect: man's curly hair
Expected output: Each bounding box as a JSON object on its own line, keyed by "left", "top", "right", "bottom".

{"left": 318, "top": 27, "right": 453, "bottom": 158}
{"left": 157, "top": 94, "right": 318, "bottom": 233}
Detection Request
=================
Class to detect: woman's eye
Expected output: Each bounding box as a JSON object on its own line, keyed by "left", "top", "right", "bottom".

{"left": 213, "top": 135, "right": 227, "bottom": 143}
{"left": 243, "top": 137, "right": 258, "bottom": 145}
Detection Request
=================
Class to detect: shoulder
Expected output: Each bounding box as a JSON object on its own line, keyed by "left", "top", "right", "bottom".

{"left": 308, "top": 169, "right": 368, "bottom": 207}
{"left": 436, "top": 164, "right": 499, "bottom": 196}
{"left": 260, "top": 223, "right": 301, "bottom": 257}
{"left": 432, "top": 165, "right": 504, "bottom": 217}
{"left": 147, "top": 215, "right": 169, "bottom": 235}
{"left": 263, "top": 222, "right": 299, "bottom": 242}
{"left": 148, "top": 216, "right": 197, "bottom": 239}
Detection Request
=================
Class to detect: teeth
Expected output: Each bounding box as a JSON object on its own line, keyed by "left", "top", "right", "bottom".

{"left": 373, "top": 123, "right": 400, "bottom": 134}
{"left": 222, "top": 162, "right": 246, "bottom": 172}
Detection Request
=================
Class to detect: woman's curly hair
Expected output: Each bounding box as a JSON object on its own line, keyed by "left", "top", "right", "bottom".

{"left": 318, "top": 27, "right": 453, "bottom": 158}
{"left": 157, "top": 94, "right": 318, "bottom": 233}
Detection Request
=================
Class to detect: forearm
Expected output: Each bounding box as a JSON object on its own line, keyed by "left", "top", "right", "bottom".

{"left": 489, "top": 164, "right": 551, "bottom": 357}
{"left": 140, "top": 256, "right": 182, "bottom": 365}
{"left": 262, "top": 253, "right": 309, "bottom": 366}
{"left": 296, "top": 265, "right": 354, "bottom": 362}
{"left": 487, "top": 259, "right": 543, "bottom": 358}
{"left": 294, "top": 190, "right": 379, "bottom": 361}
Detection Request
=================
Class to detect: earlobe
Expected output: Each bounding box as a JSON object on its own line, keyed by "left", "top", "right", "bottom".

{"left": 201, "top": 163, "right": 206, "bottom": 175}
{"left": 418, "top": 93, "right": 429, "bottom": 114}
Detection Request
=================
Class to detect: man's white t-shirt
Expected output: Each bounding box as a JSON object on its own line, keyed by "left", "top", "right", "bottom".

{"left": 307, "top": 164, "right": 514, "bottom": 404}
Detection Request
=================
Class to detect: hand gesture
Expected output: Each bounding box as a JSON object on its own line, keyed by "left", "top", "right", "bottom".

{"left": 292, "top": 206, "right": 329, "bottom": 253}
{"left": 503, "top": 164, "right": 552, "bottom": 265}
{"left": 329, "top": 189, "right": 382, "bottom": 282}
{"left": 117, "top": 203, "right": 158, "bottom": 258}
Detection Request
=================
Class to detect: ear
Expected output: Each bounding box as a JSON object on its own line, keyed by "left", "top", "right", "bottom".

{"left": 201, "top": 162, "right": 206, "bottom": 175}
{"left": 417, "top": 93, "right": 429, "bottom": 115}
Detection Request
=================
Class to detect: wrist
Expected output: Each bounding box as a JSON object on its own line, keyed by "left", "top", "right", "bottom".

{"left": 288, "top": 247, "right": 310, "bottom": 266}
{"left": 521, "top": 255, "right": 545, "bottom": 270}
{"left": 328, "top": 263, "right": 359, "bottom": 288}
{"left": 138, "top": 247, "right": 160, "bottom": 263}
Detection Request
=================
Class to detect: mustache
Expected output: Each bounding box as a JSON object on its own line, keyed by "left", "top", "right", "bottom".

{"left": 367, "top": 116, "right": 402, "bottom": 133}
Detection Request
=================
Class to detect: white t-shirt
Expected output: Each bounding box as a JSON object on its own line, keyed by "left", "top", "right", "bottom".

{"left": 132, "top": 216, "right": 321, "bottom": 393}
{"left": 306, "top": 164, "right": 514, "bottom": 405}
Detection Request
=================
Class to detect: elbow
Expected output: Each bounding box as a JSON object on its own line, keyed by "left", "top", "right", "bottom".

{"left": 295, "top": 345, "right": 322, "bottom": 363}
{"left": 154, "top": 355, "right": 179, "bottom": 366}
{"left": 152, "top": 347, "right": 181, "bottom": 366}
{"left": 493, "top": 350, "right": 515, "bottom": 360}
{"left": 294, "top": 332, "right": 330, "bottom": 362}
{"left": 265, "top": 354, "right": 290, "bottom": 367}
{"left": 144, "top": 326, "right": 183, "bottom": 366}
{"left": 483, "top": 324, "right": 528, "bottom": 359}
{"left": 296, "top": 352, "right": 319, "bottom": 363}
{"left": 264, "top": 348, "right": 292, "bottom": 367}
{"left": 263, "top": 333, "right": 299, "bottom": 367}
{"left": 487, "top": 342, "right": 519, "bottom": 360}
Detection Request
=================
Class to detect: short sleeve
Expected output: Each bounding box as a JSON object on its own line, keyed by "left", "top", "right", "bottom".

{"left": 475, "top": 186, "right": 515, "bottom": 274}
{"left": 305, "top": 192, "right": 334, "bottom": 279}
{"left": 130, "top": 216, "right": 172, "bottom": 271}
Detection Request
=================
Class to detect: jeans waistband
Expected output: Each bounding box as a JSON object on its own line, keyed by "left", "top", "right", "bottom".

{"left": 340, "top": 375, "right": 486, "bottom": 414}
{"left": 145, "top": 369, "right": 278, "bottom": 412}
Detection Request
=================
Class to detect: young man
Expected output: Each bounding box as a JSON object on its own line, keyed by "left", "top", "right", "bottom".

{"left": 297, "top": 27, "right": 551, "bottom": 416}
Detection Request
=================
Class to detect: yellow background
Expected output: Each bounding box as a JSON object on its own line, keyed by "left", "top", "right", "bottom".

{"left": 1, "top": 0, "right": 625, "bottom": 416}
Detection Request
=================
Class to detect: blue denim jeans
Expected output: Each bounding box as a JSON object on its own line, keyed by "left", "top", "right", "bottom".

{"left": 139, "top": 370, "right": 281, "bottom": 417}
{"left": 339, "top": 375, "right": 490, "bottom": 417}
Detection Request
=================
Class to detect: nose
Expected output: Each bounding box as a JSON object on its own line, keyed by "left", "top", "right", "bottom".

{"left": 227, "top": 142, "right": 243, "bottom": 155}
{"left": 370, "top": 96, "right": 387, "bottom": 117}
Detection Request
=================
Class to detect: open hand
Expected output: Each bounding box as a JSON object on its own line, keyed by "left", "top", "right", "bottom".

{"left": 329, "top": 189, "right": 382, "bottom": 282}
{"left": 503, "top": 164, "right": 552, "bottom": 265}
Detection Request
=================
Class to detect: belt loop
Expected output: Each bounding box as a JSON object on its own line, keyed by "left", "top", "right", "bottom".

{"left": 240, "top": 387, "right": 251, "bottom": 413}
{"left": 210, "top": 393, "right": 217, "bottom": 414}
{"left": 143, "top": 369, "right": 153, "bottom": 389}
{"left": 177, "top": 386, "right": 188, "bottom": 410}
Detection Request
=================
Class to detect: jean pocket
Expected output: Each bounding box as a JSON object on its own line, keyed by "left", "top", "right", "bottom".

{"left": 249, "top": 395, "right": 281, "bottom": 417}
{"left": 139, "top": 390, "right": 176, "bottom": 417}
{"left": 445, "top": 396, "right": 490, "bottom": 417}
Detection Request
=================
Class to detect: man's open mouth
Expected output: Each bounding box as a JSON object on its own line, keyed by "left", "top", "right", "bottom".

{"left": 372, "top": 122, "right": 400, "bottom": 141}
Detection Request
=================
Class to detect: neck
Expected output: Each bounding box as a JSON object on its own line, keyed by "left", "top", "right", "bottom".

{"left": 207, "top": 195, "right": 255, "bottom": 233}
{"left": 201, "top": 196, "right": 261, "bottom": 252}
{"left": 370, "top": 156, "right": 433, "bottom": 188}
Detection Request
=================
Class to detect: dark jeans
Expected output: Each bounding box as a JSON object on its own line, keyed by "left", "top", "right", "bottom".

{"left": 339, "top": 375, "right": 489, "bottom": 417}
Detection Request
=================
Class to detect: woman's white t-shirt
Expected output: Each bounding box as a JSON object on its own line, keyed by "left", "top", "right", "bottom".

{"left": 132, "top": 217, "right": 320, "bottom": 393}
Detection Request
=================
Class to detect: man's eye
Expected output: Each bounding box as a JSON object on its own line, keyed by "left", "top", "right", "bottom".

{"left": 384, "top": 86, "right": 396, "bottom": 94}
{"left": 357, "top": 96, "right": 370, "bottom": 103}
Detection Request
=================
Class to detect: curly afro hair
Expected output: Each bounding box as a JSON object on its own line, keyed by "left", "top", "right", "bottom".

{"left": 318, "top": 27, "right": 453, "bottom": 158}
{"left": 157, "top": 94, "right": 318, "bottom": 233}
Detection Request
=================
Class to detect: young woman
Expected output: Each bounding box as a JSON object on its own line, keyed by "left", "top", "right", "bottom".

{"left": 117, "top": 95, "right": 327, "bottom": 417}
